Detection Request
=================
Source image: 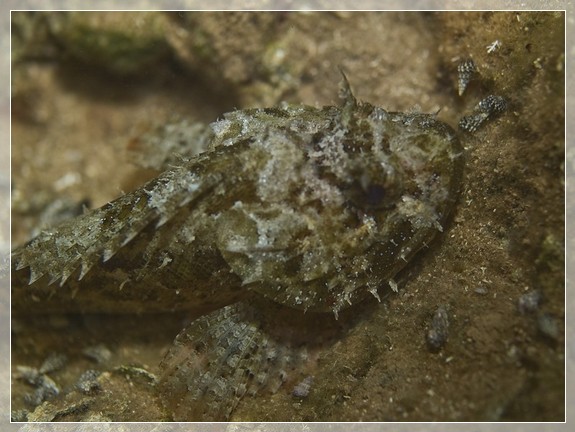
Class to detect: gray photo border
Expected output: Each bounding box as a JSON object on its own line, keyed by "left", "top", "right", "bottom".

{"left": 0, "top": 1, "right": 571, "bottom": 431}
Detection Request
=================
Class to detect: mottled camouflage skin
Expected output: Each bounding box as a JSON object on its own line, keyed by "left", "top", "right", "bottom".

{"left": 12, "top": 78, "right": 464, "bottom": 420}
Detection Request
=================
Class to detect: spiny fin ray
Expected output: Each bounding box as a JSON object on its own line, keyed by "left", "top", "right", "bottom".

{"left": 158, "top": 297, "right": 344, "bottom": 421}
{"left": 11, "top": 159, "right": 218, "bottom": 287}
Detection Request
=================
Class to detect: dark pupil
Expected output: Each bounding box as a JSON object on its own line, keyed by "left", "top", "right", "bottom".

{"left": 364, "top": 184, "right": 386, "bottom": 207}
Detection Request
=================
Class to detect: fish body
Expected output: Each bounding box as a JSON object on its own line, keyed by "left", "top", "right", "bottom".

{"left": 12, "top": 78, "right": 464, "bottom": 420}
